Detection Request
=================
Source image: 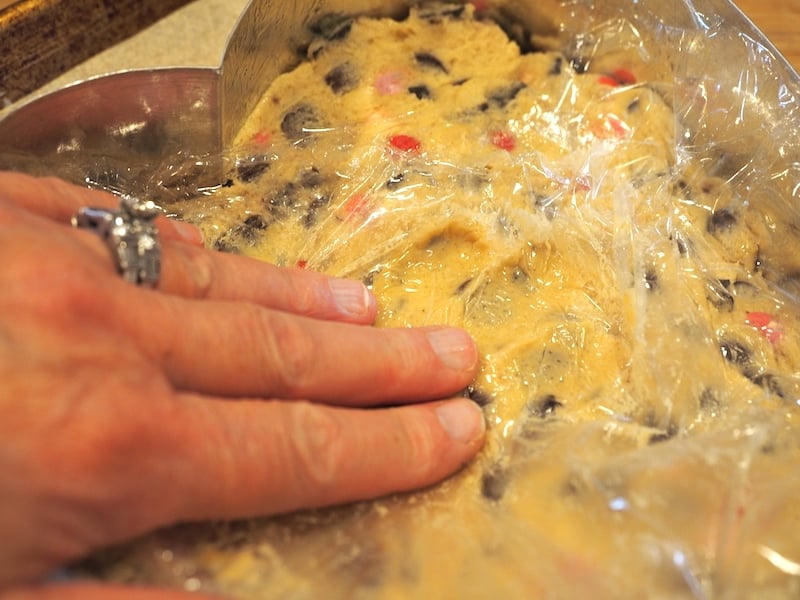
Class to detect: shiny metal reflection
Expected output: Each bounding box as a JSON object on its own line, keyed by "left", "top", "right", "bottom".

{"left": 0, "top": 0, "right": 796, "bottom": 201}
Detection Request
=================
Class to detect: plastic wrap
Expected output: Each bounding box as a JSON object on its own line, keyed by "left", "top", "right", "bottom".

{"left": 28, "top": 0, "right": 800, "bottom": 598}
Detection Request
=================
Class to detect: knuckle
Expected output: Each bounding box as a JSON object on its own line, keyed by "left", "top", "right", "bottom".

{"left": 177, "top": 246, "right": 215, "bottom": 299}
{"left": 257, "top": 312, "right": 317, "bottom": 397}
{"left": 25, "top": 265, "right": 112, "bottom": 321}
{"left": 286, "top": 403, "right": 347, "bottom": 491}
{"left": 281, "top": 270, "right": 322, "bottom": 317}
{"left": 397, "top": 412, "right": 442, "bottom": 479}
{"left": 378, "top": 331, "right": 427, "bottom": 390}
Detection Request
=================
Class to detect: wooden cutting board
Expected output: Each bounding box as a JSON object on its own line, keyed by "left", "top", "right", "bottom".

{"left": 736, "top": 0, "right": 800, "bottom": 70}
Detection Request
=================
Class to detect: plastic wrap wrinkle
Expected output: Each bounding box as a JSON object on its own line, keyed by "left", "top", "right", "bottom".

{"left": 58, "top": 1, "right": 800, "bottom": 599}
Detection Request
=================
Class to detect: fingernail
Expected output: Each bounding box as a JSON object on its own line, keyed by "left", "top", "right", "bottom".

{"left": 436, "top": 400, "right": 485, "bottom": 443}
{"left": 329, "top": 278, "right": 374, "bottom": 317}
{"left": 173, "top": 220, "right": 204, "bottom": 244}
{"left": 426, "top": 328, "right": 477, "bottom": 372}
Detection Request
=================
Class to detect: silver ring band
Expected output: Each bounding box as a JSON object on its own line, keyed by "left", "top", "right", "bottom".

{"left": 71, "top": 195, "right": 162, "bottom": 287}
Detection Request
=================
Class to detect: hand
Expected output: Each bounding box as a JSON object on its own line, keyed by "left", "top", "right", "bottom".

{"left": 0, "top": 172, "right": 485, "bottom": 599}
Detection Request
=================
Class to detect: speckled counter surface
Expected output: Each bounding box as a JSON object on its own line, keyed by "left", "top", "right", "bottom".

{"left": 1, "top": 0, "right": 248, "bottom": 119}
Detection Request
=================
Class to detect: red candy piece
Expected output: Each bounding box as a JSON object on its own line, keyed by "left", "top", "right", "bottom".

{"left": 746, "top": 312, "right": 784, "bottom": 344}
{"left": 612, "top": 68, "right": 637, "bottom": 85}
{"left": 589, "top": 114, "right": 630, "bottom": 139}
{"left": 251, "top": 131, "right": 272, "bottom": 145}
{"left": 575, "top": 175, "right": 592, "bottom": 191}
{"left": 342, "top": 192, "right": 371, "bottom": 221}
{"left": 389, "top": 134, "right": 422, "bottom": 154}
{"left": 598, "top": 75, "right": 620, "bottom": 87}
{"left": 490, "top": 130, "right": 516, "bottom": 151}
{"left": 598, "top": 69, "right": 637, "bottom": 87}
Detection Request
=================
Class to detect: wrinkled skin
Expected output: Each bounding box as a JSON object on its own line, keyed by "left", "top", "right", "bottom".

{"left": 0, "top": 172, "right": 485, "bottom": 599}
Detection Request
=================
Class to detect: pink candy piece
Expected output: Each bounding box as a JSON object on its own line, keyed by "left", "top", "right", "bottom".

{"left": 374, "top": 70, "right": 409, "bottom": 95}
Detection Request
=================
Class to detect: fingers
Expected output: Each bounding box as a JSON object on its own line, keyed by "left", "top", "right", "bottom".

{"left": 157, "top": 242, "right": 377, "bottom": 324}
{"left": 0, "top": 171, "right": 117, "bottom": 221}
{"left": 0, "top": 171, "right": 376, "bottom": 324}
{"left": 118, "top": 289, "right": 477, "bottom": 402}
{"left": 0, "top": 171, "right": 203, "bottom": 246}
{"left": 164, "top": 395, "right": 485, "bottom": 521}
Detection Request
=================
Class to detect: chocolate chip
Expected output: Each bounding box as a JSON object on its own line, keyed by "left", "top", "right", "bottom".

{"left": 706, "top": 152, "right": 746, "bottom": 180}
{"left": 649, "top": 422, "right": 679, "bottom": 445}
{"left": 511, "top": 267, "right": 529, "bottom": 283}
{"left": 457, "top": 170, "right": 490, "bottom": 190}
{"left": 674, "top": 179, "right": 692, "bottom": 198}
{"left": 778, "top": 273, "right": 800, "bottom": 297}
{"left": 362, "top": 268, "right": 380, "bottom": 288}
{"left": 456, "top": 278, "right": 473, "bottom": 295}
{"left": 299, "top": 166, "right": 324, "bottom": 188}
{"left": 699, "top": 388, "right": 721, "bottom": 413}
{"left": 415, "top": 52, "right": 449, "bottom": 74}
{"left": 302, "top": 194, "right": 330, "bottom": 229}
{"left": 386, "top": 173, "right": 406, "bottom": 189}
{"left": 549, "top": 56, "right": 564, "bottom": 76}
{"left": 230, "top": 216, "right": 268, "bottom": 245}
{"left": 310, "top": 13, "right": 354, "bottom": 41}
{"left": 644, "top": 269, "right": 659, "bottom": 291}
{"left": 281, "top": 103, "right": 324, "bottom": 144}
{"left": 701, "top": 180, "right": 718, "bottom": 194}
{"left": 720, "top": 339, "right": 751, "bottom": 365}
{"left": 308, "top": 17, "right": 354, "bottom": 59}
{"left": 325, "top": 63, "right": 359, "bottom": 94}
{"left": 213, "top": 237, "right": 240, "bottom": 254}
{"left": 486, "top": 82, "right": 527, "bottom": 109}
{"left": 243, "top": 214, "right": 268, "bottom": 230}
{"left": 535, "top": 195, "right": 558, "bottom": 220}
{"left": 408, "top": 84, "right": 432, "bottom": 100}
{"left": 706, "top": 279, "right": 735, "bottom": 311}
{"left": 465, "top": 386, "right": 493, "bottom": 407}
{"left": 562, "top": 474, "right": 588, "bottom": 497}
{"left": 528, "top": 394, "right": 563, "bottom": 418}
{"left": 741, "top": 366, "right": 764, "bottom": 385}
{"left": 418, "top": 3, "right": 466, "bottom": 23}
{"left": 265, "top": 182, "right": 299, "bottom": 220}
{"left": 236, "top": 155, "right": 271, "bottom": 183}
{"left": 707, "top": 209, "right": 738, "bottom": 234}
{"left": 570, "top": 56, "right": 590, "bottom": 74}
{"left": 753, "top": 373, "right": 786, "bottom": 399}
{"left": 481, "top": 466, "right": 509, "bottom": 501}
{"left": 492, "top": 9, "right": 535, "bottom": 54}
{"left": 673, "top": 234, "right": 690, "bottom": 256}
{"left": 754, "top": 248, "right": 763, "bottom": 273}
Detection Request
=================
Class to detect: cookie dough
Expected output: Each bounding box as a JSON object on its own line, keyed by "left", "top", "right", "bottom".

{"left": 91, "top": 4, "right": 800, "bottom": 598}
